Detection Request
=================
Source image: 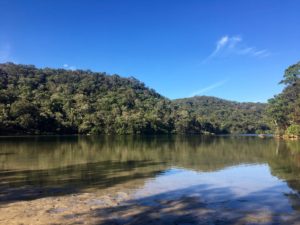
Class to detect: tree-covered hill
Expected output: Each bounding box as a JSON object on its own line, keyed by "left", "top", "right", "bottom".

{"left": 0, "top": 63, "right": 271, "bottom": 135}
{"left": 173, "top": 96, "right": 270, "bottom": 134}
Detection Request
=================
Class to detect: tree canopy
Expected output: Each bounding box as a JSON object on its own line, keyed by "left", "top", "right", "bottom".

{"left": 267, "top": 61, "right": 300, "bottom": 137}
{"left": 0, "top": 63, "right": 271, "bottom": 135}
{"left": 173, "top": 96, "right": 270, "bottom": 134}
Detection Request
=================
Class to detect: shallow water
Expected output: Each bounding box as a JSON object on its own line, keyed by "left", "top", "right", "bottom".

{"left": 0, "top": 136, "right": 300, "bottom": 223}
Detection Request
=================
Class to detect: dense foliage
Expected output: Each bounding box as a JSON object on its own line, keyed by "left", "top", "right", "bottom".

{"left": 0, "top": 63, "right": 270, "bottom": 135}
{"left": 173, "top": 96, "right": 270, "bottom": 134}
{"left": 267, "top": 61, "right": 300, "bottom": 137}
{"left": 285, "top": 124, "right": 300, "bottom": 137}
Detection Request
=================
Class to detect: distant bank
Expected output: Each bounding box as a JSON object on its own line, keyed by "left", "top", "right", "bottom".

{"left": 0, "top": 62, "right": 298, "bottom": 138}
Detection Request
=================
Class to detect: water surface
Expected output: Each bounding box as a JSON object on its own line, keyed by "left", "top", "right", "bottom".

{"left": 0, "top": 136, "right": 300, "bottom": 223}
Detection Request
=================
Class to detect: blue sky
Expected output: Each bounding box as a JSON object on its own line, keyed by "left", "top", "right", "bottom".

{"left": 0, "top": 0, "right": 299, "bottom": 102}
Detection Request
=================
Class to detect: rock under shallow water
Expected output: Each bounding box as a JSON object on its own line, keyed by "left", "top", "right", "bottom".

{"left": 1, "top": 187, "right": 300, "bottom": 225}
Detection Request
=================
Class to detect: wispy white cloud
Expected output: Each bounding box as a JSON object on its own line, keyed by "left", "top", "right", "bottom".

{"left": 63, "top": 64, "right": 76, "bottom": 70}
{"left": 190, "top": 79, "right": 228, "bottom": 97}
{"left": 203, "top": 35, "right": 270, "bottom": 62}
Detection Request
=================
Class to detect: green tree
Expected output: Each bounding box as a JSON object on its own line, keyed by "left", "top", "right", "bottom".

{"left": 267, "top": 61, "right": 300, "bottom": 136}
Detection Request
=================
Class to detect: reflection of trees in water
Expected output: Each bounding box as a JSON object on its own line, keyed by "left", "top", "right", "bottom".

{"left": 0, "top": 136, "right": 280, "bottom": 171}
{"left": 265, "top": 140, "right": 300, "bottom": 212}
{"left": 268, "top": 141, "right": 300, "bottom": 187}
{"left": 0, "top": 160, "right": 166, "bottom": 203}
{"left": 0, "top": 136, "right": 300, "bottom": 203}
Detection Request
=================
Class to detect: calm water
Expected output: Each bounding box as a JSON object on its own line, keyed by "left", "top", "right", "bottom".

{"left": 0, "top": 136, "right": 300, "bottom": 215}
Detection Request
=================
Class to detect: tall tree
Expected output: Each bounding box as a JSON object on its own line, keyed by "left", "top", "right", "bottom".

{"left": 267, "top": 61, "right": 300, "bottom": 136}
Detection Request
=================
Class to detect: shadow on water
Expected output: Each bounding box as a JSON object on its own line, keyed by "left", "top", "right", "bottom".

{"left": 0, "top": 135, "right": 300, "bottom": 225}
{"left": 61, "top": 184, "right": 300, "bottom": 225}
{"left": 0, "top": 159, "right": 166, "bottom": 204}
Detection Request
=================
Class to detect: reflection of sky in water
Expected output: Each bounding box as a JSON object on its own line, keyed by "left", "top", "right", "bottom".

{"left": 133, "top": 164, "right": 295, "bottom": 213}
{"left": 1, "top": 136, "right": 299, "bottom": 216}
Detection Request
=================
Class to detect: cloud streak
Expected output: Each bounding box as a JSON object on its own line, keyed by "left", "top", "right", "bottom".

{"left": 63, "top": 64, "right": 76, "bottom": 70}
{"left": 203, "top": 35, "right": 270, "bottom": 62}
{"left": 190, "top": 79, "right": 228, "bottom": 97}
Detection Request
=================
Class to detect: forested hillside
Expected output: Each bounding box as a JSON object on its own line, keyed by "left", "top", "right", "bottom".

{"left": 267, "top": 61, "right": 300, "bottom": 137}
{"left": 173, "top": 96, "right": 270, "bottom": 134}
{"left": 0, "top": 63, "right": 271, "bottom": 135}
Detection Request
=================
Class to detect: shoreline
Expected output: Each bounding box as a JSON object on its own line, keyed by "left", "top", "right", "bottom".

{"left": 1, "top": 185, "right": 299, "bottom": 225}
